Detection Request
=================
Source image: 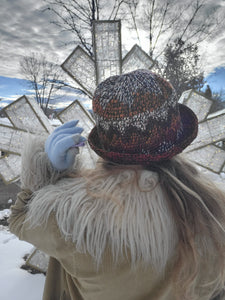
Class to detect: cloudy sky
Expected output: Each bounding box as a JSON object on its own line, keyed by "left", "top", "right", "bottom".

{"left": 0, "top": 0, "right": 73, "bottom": 78}
{"left": 0, "top": 0, "right": 225, "bottom": 104}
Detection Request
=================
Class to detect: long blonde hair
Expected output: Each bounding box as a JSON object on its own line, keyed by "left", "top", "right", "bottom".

{"left": 81, "top": 155, "right": 225, "bottom": 299}
{"left": 143, "top": 155, "right": 225, "bottom": 299}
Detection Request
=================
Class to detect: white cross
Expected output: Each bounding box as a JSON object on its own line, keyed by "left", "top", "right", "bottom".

{"left": 61, "top": 20, "right": 154, "bottom": 96}
{"left": 0, "top": 20, "right": 154, "bottom": 184}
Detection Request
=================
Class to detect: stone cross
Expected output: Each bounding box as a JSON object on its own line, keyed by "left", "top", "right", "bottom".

{"left": 61, "top": 20, "right": 154, "bottom": 96}
{"left": 0, "top": 20, "right": 154, "bottom": 184}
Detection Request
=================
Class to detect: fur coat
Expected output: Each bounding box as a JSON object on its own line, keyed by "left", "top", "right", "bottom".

{"left": 8, "top": 136, "right": 223, "bottom": 300}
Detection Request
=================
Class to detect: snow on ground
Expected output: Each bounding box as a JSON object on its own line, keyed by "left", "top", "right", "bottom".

{"left": 0, "top": 209, "right": 45, "bottom": 300}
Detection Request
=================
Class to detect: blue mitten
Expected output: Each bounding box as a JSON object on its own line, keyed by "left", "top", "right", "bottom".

{"left": 45, "top": 120, "right": 86, "bottom": 171}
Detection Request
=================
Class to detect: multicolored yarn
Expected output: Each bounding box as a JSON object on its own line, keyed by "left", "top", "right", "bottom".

{"left": 88, "top": 69, "right": 198, "bottom": 165}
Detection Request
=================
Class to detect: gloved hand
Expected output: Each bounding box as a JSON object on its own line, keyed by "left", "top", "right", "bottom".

{"left": 45, "top": 120, "right": 86, "bottom": 171}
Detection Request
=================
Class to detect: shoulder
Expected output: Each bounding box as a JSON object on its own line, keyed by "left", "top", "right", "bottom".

{"left": 26, "top": 166, "right": 177, "bottom": 269}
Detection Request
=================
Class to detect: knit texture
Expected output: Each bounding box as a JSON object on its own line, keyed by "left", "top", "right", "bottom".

{"left": 88, "top": 69, "right": 198, "bottom": 164}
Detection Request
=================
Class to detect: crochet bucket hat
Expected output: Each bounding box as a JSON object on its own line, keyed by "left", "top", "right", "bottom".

{"left": 88, "top": 69, "right": 198, "bottom": 165}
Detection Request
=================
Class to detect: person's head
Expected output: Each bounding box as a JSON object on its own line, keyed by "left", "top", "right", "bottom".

{"left": 88, "top": 69, "right": 198, "bottom": 165}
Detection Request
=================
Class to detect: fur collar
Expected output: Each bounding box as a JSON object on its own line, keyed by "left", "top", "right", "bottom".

{"left": 26, "top": 168, "right": 177, "bottom": 271}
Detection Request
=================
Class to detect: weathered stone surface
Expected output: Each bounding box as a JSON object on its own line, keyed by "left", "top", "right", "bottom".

{"left": 4, "top": 95, "right": 53, "bottom": 134}
{"left": 93, "top": 20, "right": 122, "bottom": 84}
{"left": 180, "top": 90, "right": 225, "bottom": 175}
{"left": 179, "top": 90, "right": 213, "bottom": 122}
{"left": 0, "top": 125, "right": 25, "bottom": 155}
{"left": 57, "top": 100, "right": 94, "bottom": 138}
{"left": 185, "top": 145, "right": 225, "bottom": 173}
{"left": 0, "top": 154, "right": 21, "bottom": 184}
{"left": 122, "top": 44, "right": 154, "bottom": 74}
{"left": 57, "top": 100, "right": 98, "bottom": 169}
{"left": 61, "top": 46, "right": 96, "bottom": 96}
{"left": 26, "top": 248, "right": 49, "bottom": 274}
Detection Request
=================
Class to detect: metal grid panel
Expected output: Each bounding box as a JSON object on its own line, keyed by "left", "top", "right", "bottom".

{"left": 4, "top": 96, "right": 53, "bottom": 134}
{"left": 122, "top": 45, "right": 154, "bottom": 74}
{"left": 186, "top": 121, "right": 211, "bottom": 152}
{"left": 179, "top": 90, "right": 213, "bottom": 122}
{"left": 26, "top": 248, "right": 49, "bottom": 274}
{"left": 182, "top": 92, "right": 225, "bottom": 174}
{"left": 0, "top": 125, "right": 25, "bottom": 154}
{"left": 93, "top": 21, "right": 122, "bottom": 84}
{"left": 79, "top": 145, "right": 99, "bottom": 169}
{"left": 26, "top": 96, "right": 53, "bottom": 133}
{"left": 62, "top": 46, "right": 96, "bottom": 96}
{"left": 57, "top": 100, "right": 94, "bottom": 138}
{"left": 0, "top": 154, "right": 21, "bottom": 183}
{"left": 178, "top": 89, "right": 192, "bottom": 104}
{"left": 185, "top": 145, "right": 225, "bottom": 173}
{"left": 207, "top": 112, "right": 225, "bottom": 142}
{"left": 186, "top": 113, "right": 225, "bottom": 152}
{"left": 57, "top": 99, "right": 98, "bottom": 168}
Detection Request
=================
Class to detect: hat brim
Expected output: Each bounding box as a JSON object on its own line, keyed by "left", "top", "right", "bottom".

{"left": 88, "top": 104, "right": 198, "bottom": 165}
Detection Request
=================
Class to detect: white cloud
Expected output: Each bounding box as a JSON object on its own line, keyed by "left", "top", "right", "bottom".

{"left": 0, "top": 0, "right": 74, "bottom": 78}
{"left": 199, "top": 30, "right": 225, "bottom": 75}
{"left": 1, "top": 95, "right": 21, "bottom": 102}
{"left": 0, "top": 0, "right": 225, "bottom": 82}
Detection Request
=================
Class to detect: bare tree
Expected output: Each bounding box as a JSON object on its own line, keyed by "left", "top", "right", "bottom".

{"left": 126, "top": 0, "right": 224, "bottom": 99}
{"left": 204, "top": 84, "right": 212, "bottom": 99}
{"left": 124, "top": 0, "right": 141, "bottom": 46}
{"left": 43, "top": 0, "right": 128, "bottom": 56}
{"left": 42, "top": 0, "right": 224, "bottom": 100}
{"left": 20, "top": 53, "right": 66, "bottom": 113}
{"left": 133, "top": 0, "right": 223, "bottom": 60}
{"left": 43, "top": 0, "right": 224, "bottom": 64}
